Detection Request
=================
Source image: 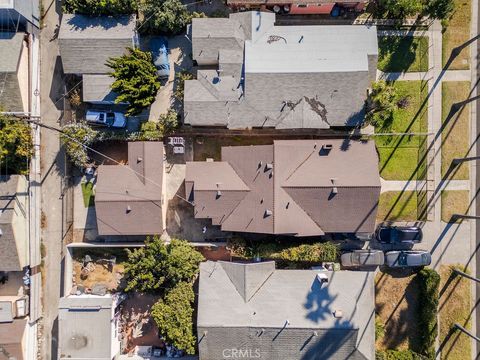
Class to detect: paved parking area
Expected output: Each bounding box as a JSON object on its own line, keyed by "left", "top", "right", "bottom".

{"left": 148, "top": 35, "right": 194, "bottom": 122}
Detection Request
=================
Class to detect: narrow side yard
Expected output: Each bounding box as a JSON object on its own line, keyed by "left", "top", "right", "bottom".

{"left": 441, "top": 81, "right": 471, "bottom": 180}
{"left": 442, "top": 0, "right": 472, "bottom": 70}
{"left": 377, "top": 191, "right": 420, "bottom": 222}
{"left": 376, "top": 81, "right": 428, "bottom": 181}
{"left": 378, "top": 36, "right": 429, "bottom": 73}
{"left": 441, "top": 190, "right": 470, "bottom": 222}
{"left": 375, "top": 271, "right": 421, "bottom": 352}
{"left": 438, "top": 265, "right": 472, "bottom": 360}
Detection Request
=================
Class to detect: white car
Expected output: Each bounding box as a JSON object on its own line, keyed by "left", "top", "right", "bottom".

{"left": 385, "top": 250, "right": 431, "bottom": 268}
{"left": 86, "top": 110, "right": 127, "bottom": 128}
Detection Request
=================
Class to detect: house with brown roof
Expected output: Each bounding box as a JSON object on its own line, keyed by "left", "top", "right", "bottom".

{"left": 186, "top": 140, "right": 380, "bottom": 236}
{"left": 95, "top": 142, "right": 166, "bottom": 237}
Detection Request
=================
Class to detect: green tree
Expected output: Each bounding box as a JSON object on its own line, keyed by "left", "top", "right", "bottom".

{"left": 174, "top": 71, "right": 194, "bottom": 100}
{"left": 151, "top": 282, "right": 196, "bottom": 353}
{"left": 141, "top": 0, "right": 205, "bottom": 35}
{"left": 107, "top": 48, "right": 161, "bottom": 116}
{"left": 138, "top": 110, "right": 179, "bottom": 140}
{"left": 366, "top": 81, "right": 399, "bottom": 129}
{"left": 124, "top": 237, "right": 205, "bottom": 293}
{"left": 60, "top": 122, "right": 98, "bottom": 168}
{"left": 63, "top": 0, "right": 137, "bottom": 15}
{"left": 423, "top": 0, "right": 454, "bottom": 20}
{"left": 379, "top": 0, "right": 423, "bottom": 19}
{"left": 0, "top": 115, "right": 33, "bottom": 175}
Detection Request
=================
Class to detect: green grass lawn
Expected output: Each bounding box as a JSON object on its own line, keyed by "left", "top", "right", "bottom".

{"left": 442, "top": 0, "right": 472, "bottom": 70}
{"left": 441, "top": 81, "right": 471, "bottom": 180}
{"left": 377, "top": 191, "right": 419, "bottom": 222}
{"left": 81, "top": 182, "right": 95, "bottom": 208}
{"left": 376, "top": 81, "right": 428, "bottom": 180}
{"left": 439, "top": 266, "right": 472, "bottom": 360}
{"left": 441, "top": 190, "right": 470, "bottom": 222}
{"left": 378, "top": 36, "right": 429, "bottom": 73}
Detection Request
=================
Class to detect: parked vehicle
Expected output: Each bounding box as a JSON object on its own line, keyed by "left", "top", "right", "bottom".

{"left": 340, "top": 250, "right": 384, "bottom": 268}
{"left": 375, "top": 225, "right": 423, "bottom": 245}
{"left": 150, "top": 37, "right": 170, "bottom": 78}
{"left": 85, "top": 110, "right": 127, "bottom": 128}
{"left": 385, "top": 250, "right": 431, "bottom": 268}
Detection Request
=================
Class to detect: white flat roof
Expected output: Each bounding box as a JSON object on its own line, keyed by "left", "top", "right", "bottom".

{"left": 245, "top": 25, "right": 377, "bottom": 74}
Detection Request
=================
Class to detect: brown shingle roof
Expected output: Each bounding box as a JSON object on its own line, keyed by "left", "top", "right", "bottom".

{"left": 95, "top": 142, "right": 164, "bottom": 236}
{"left": 186, "top": 140, "right": 380, "bottom": 236}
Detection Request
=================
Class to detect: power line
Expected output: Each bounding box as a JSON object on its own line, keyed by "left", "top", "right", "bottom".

{"left": 5, "top": 113, "right": 193, "bottom": 205}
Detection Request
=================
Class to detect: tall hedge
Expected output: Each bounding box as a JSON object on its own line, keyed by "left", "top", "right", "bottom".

{"left": 376, "top": 350, "right": 428, "bottom": 360}
{"left": 62, "top": 0, "right": 137, "bottom": 15}
{"left": 416, "top": 268, "right": 440, "bottom": 358}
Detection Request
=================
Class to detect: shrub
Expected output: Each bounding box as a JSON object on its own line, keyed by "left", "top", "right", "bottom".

{"left": 0, "top": 114, "right": 33, "bottom": 175}
{"left": 375, "top": 315, "right": 385, "bottom": 340}
{"left": 137, "top": 110, "right": 179, "bottom": 141}
{"left": 151, "top": 282, "right": 196, "bottom": 354}
{"left": 416, "top": 268, "right": 440, "bottom": 358}
{"left": 366, "top": 81, "right": 399, "bottom": 129}
{"left": 376, "top": 350, "right": 428, "bottom": 360}
{"left": 174, "top": 71, "right": 194, "bottom": 100}
{"left": 277, "top": 242, "right": 339, "bottom": 263}
{"left": 60, "top": 122, "right": 98, "bottom": 168}
{"left": 69, "top": 88, "right": 82, "bottom": 108}
{"left": 124, "top": 236, "right": 204, "bottom": 293}
{"left": 62, "top": 0, "right": 137, "bottom": 15}
{"left": 140, "top": 0, "right": 205, "bottom": 35}
{"left": 107, "top": 48, "right": 161, "bottom": 116}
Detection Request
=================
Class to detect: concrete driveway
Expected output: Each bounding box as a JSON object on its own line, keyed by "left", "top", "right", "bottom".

{"left": 148, "top": 35, "right": 194, "bottom": 122}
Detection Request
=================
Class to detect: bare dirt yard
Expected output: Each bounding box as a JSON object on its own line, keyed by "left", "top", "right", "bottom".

{"left": 375, "top": 270, "right": 422, "bottom": 352}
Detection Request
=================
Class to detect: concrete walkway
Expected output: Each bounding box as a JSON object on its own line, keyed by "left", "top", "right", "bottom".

{"left": 381, "top": 179, "right": 470, "bottom": 192}
{"left": 379, "top": 22, "right": 476, "bottom": 268}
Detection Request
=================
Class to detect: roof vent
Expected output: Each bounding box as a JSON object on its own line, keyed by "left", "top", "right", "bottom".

{"left": 264, "top": 209, "right": 272, "bottom": 217}
{"left": 320, "top": 144, "right": 333, "bottom": 156}
{"left": 258, "top": 161, "right": 263, "bottom": 169}
{"left": 316, "top": 273, "right": 328, "bottom": 284}
{"left": 137, "top": 157, "right": 143, "bottom": 163}
{"left": 266, "top": 163, "right": 273, "bottom": 170}
{"left": 313, "top": 331, "right": 318, "bottom": 337}
{"left": 331, "top": 178, "right": 338, "bottom": 195}
{"left": 216, "top": 190, "right": 222, "bottom": 198}
{"left": 126, "top": 205, "right": 132, "bottom": 213}
{"left": 333, "top": 310, "right": 343, "bottom": 318}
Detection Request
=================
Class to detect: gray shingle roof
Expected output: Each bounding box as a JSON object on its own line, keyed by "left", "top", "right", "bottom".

{"left": 186, "top": 139, "right": 380, "bottom": 236}
{"left": 198, "top": 261, "right": 375, "bottom": 360}
{"left": 58, "top": 296, "right": 114, "bottom": 360}
{"left": 0, "top": 175, "right": 27, "bottom": 271}
{"left": 82, "top": 74, "right": 117, "bottom": 103}
{"left": 0, "top": 32, "right": 23, "bottom": 73}
{"left": 59, "top": 14, "right": 136, "bottom": 74}
{"left": 185, "top": 12, "right": 378, "bottom": 129}
{"left": 95, "top": 142, "right": 164, "bottom": 236}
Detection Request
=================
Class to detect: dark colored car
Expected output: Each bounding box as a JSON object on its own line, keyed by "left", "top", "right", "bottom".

{"left": 150, "top": 37, "right": 170, "bottom": 79}
{"left": 340, "top": 250, "right": 385, "bottom": 268}
{"left": 385, "top": 250, "right": 432, "bottom": 268}
{"left": 375, "top": 225, "right": 423, "bottom": 245}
